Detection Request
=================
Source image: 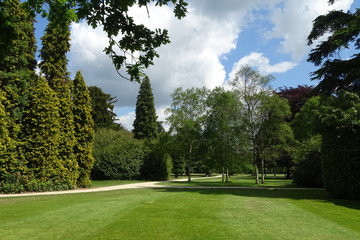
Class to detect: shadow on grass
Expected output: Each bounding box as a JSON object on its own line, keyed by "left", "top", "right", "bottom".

{"left": 156, "top": 187, "right": 360, "bottom": 211}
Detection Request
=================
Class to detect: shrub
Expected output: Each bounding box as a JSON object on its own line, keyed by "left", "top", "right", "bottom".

{"left": 141, "top": 134, "right": 173, "bottom": 181}
{"left": 293, "top": 135, "right": 323, "bottom": 187}
{"left": 92, "top": 129, "right": 144, "bottom": 180}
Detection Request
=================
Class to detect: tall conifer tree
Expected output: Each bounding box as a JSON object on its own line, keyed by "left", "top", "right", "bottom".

{"left": 39, "top": 2, "right": 79, "bottom": 187}
{"left": 0, "top": 93, "right": 17, "bottom": 180}
{"left": 72, "top": 71, "right": 95, "bottom": 187}
{"left": 0, "top": 0, "right": 37, "bottom": 183}
{"left": 21, "top": 77, "right": 62, "bottom": 185}
{"left": 133, "top": 76, "right": 158, "bottom": 140}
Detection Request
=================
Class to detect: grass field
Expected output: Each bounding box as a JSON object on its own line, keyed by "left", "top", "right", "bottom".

{"left": 1, "top": 186, "right": 360, "bottom": 240}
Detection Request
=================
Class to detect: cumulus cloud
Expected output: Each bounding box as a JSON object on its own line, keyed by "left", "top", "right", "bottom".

{"left": 68, "top": 1, "right": 244, "bottom": 122}
{"left": 231, "top": 52, "right": 297, "bottom": 76}
{"left": 265, "top": 0, "right": 353, "bottom": 61}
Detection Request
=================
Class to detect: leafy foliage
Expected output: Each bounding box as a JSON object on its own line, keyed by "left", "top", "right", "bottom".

{"left": 0, "top": 0, "right": 37, "bottom": 72}
{"left": 133, "top": 76, "right": 158, "bottom": 139}
{"left": 318, "top": 92, "right": 360, "bottom": 199}
{"left": 166, "top": 87, "right": 209, "bottom": 181}
{"left": 141, "top": 137, "right": 173, "bottom": 181}
{"left": 0, "top": 93, "right": 17, "bottom": 180}
{"left": 277, "top": 85, "right": 314, "bottom": 120}
{"left": 21, "top": 77, "right": 65, "bottom": 186}
{"left": 92, "top": 129, "right": 144, "bottom": 180}
{"left": 203, "top": 87, "right": 245, "bottom": 182}
{"left": 72, "top": 71, "right": 94, "bottom": 187}
{"left": 293, "top": 135, "right": 323, "bottom": 187}
{"left": 307, "top": 8, "right": 360, "bottom": 94}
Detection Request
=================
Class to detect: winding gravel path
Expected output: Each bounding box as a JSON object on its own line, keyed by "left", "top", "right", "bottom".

{"left": 0, "top": 176, "right": 323, "bottom": 198}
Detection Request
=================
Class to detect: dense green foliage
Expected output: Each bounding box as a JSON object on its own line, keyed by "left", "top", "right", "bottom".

{"left": 293, "top": 135, "right": 323, "bottom": 187}
{"left": 318, "top": 92, "right": 360, "bottom": 199}
{"left": 133, "top": 76, "right": 158, "bottom": 140}
{"left": 307, "top": 8, "right": 360, "bottom": 94}
{"left": 21, "top": 77, "right": 67, "bottom": 189}
{"left": 141, "top": 134, "right": 173, "bottom": 181}
{"left": 92, "top": 129, "right": 144, "bottom": 180}
{"left": 73, "top": 71, "right": 95, "bottom": 187}
{"left": 0, "top": 0, "right": 36, "bottom": 72}
{"left": 203, "top": 87, "right": 245, "bottom": 182}
{"left": 0, "top": 93, "right": 17, "bottom": 182}
{"left": 167, "top": 87, "right": 209, "bottom": 182}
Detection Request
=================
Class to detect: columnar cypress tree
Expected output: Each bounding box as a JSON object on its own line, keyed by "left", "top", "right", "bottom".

{"left": 39, "top": 3, "right": 79, "bottom": 187}
{"left": 0, "top": 0, "right": 37, "bottom": 184}
{"left": 21, "top": 77, "right": 62, "bottom": 185}
{"left": 72, "top": 71, "right": 95, "bottom": 187}
{"left": 133, "top": 76, "right": 158, "bottom": 140}
{"left": 0, "top": 93, "right": 17, "bottom": 180}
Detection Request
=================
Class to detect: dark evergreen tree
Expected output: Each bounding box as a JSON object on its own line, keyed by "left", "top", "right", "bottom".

{"left": 133, "top": 76, "right": 158, "bottom": 139}
{"left": 307, "top": 6, "right": 360, "bottom": 94}
{"left": 0, "top": 0, "right": 37, "bottom": 187}
{"left": 88, "top": 86, "right": 120, "bottom": 129}
{"left": 72, "top": 71, "right": 95, "bottom": 187}
{"left": 39, "top": 2, "right": 79, "bottom": 187}
{"left": 0, "top": 0, "right": 37, "bottom": 72}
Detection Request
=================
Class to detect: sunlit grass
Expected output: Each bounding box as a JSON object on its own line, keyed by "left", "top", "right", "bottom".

{"left": 1, "top": 188, "right": 359, "bottom": 240}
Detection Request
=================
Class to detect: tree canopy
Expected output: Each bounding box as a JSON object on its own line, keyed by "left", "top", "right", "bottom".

{"left": 307, "top": 7, "right": 360, "bottom": 94}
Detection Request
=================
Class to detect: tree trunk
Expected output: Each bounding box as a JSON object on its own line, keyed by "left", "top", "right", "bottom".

{"left": 261, "top": 159, "right": 265, "bottom": 184}
{"left": 226, "top": 168, "right": 229, "bottom": 182}
{"left": 187, "top": 166, "right": 191, "bottom": 182}
{"left": 222, "top": 167, "right": 225, "bottom": 183}
{"left": 255, "top": 165, "right": 259, "bottom": 184}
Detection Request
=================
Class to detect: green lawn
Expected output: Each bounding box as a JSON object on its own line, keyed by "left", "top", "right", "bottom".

{"left": 166, "top": 174, "right": 302, "bottom": 188}
{"left": 1, "top": 187, "right": 360, "bottom": 240}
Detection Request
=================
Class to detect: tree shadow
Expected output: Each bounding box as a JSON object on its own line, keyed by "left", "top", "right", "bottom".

{"left": 155, "top": 187, "right": 360, "bottom": 211}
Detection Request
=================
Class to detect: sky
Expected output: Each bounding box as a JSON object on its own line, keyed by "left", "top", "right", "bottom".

{"left": 35, "top": 0, "right": 358, "bottom": 130}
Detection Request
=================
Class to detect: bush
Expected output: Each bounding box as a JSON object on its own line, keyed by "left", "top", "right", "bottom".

{"left": 293, "top": 135, "right": 323, "bottom": 187}
{"left": 141, "top": 135, "right": 173, "bottom": 181}
{"left": 92, "top": 129, "right": 144, "bottom": 180}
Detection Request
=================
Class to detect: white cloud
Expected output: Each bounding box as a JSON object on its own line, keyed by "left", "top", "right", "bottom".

{"left": 117, "top": 111, "right": 135, "bottom": 131}
{"left": 265, "top": 0, "right": 354, "bottom": 61}
{"left": 68, "top": 2, "right": 243, "bottom": 110}
{"left": 231, "top": 52, "right": 297, "bottom": 76}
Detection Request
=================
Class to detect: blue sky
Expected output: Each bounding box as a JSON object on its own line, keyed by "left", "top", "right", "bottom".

{"left": 34, "top": 0, "right": 358, "bottom": 129}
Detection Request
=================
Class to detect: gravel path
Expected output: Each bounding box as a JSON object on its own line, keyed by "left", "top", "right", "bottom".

{"left": 0, "top": 176, "right": 323, "bottom": 198}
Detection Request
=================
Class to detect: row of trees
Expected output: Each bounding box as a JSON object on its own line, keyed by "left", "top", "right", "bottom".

{"left": 0, "top": 0, "right": 93, "bottom": 192}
